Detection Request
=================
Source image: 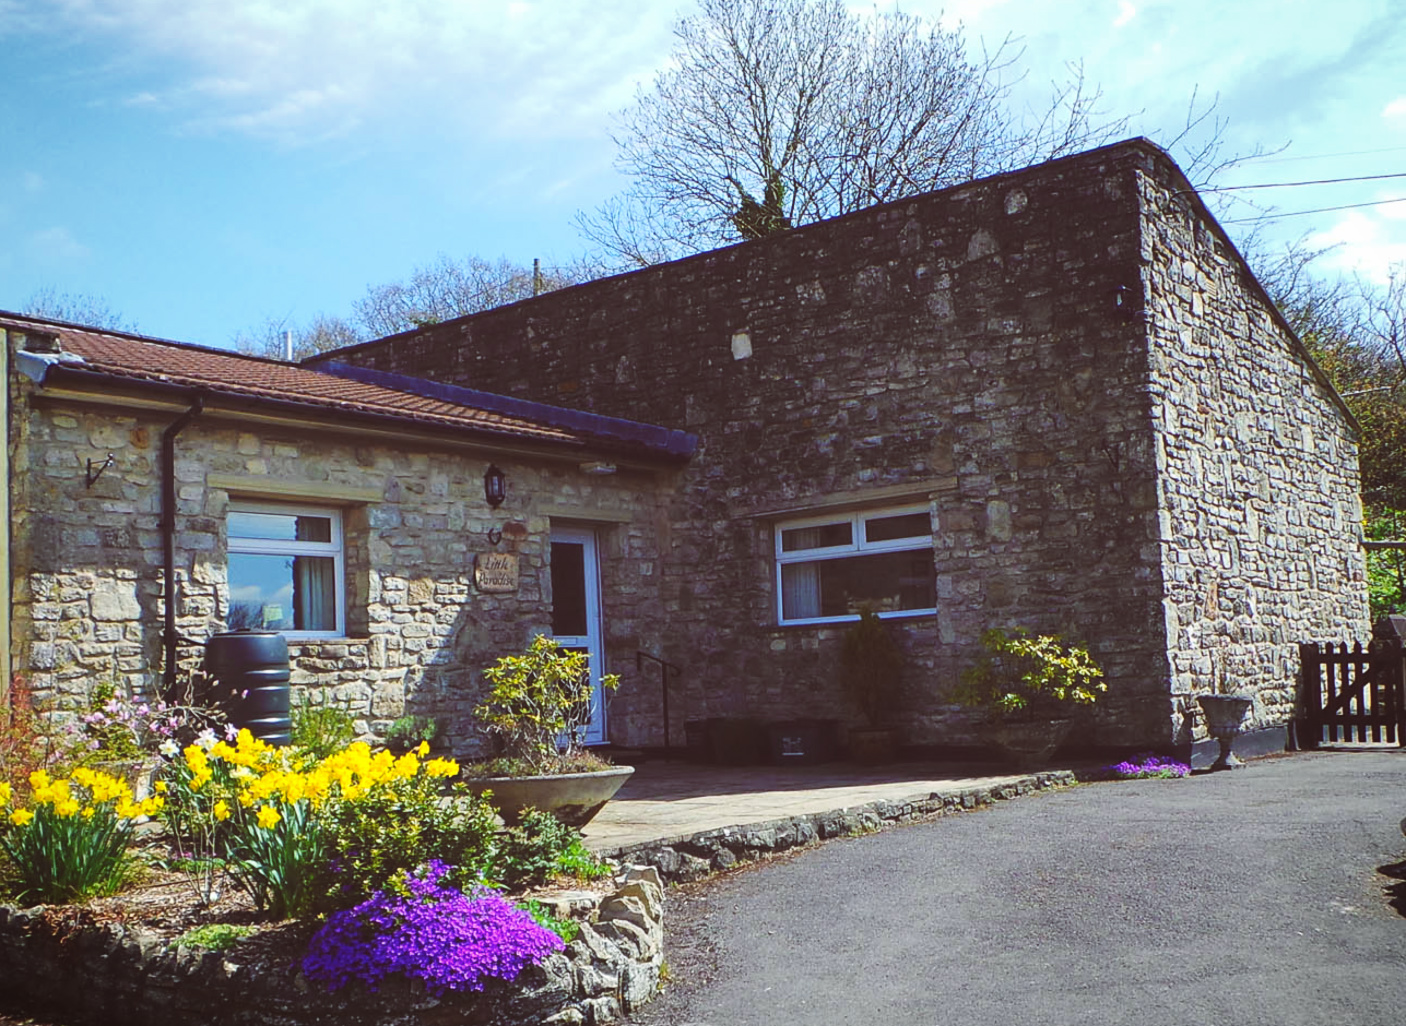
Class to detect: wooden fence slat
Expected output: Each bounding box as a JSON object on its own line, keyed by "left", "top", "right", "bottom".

{"left": 1299, "top": 638, "right": 1406, "bottom": 747}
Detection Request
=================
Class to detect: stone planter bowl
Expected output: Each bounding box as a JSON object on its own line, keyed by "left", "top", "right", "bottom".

{"left": 980, "top": 718, "right": 1072, "bottom": 770}
{"left": 470, "top": 766, "right": 635, "bottom": 827}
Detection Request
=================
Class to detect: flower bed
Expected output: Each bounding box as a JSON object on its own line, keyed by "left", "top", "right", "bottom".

{"left": 0, "top": 865, "right": 665, "bottom": 1026}
{"left": 0, "top": 679, "right": 662, "bottom": 1026}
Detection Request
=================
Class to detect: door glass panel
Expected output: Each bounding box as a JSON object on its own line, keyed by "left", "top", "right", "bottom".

{"left": 551, "top": 541, "right": 588, "bottom": 636}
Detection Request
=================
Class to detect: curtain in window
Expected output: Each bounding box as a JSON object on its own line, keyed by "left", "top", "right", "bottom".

{"left": 781, "top": 563, "right": 822, "bottom": 619}
{"left": 293, "top": 556, "right": 336, "bottom": 631}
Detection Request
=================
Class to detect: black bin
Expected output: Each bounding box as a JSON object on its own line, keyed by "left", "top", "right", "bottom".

{"left": 205, "top": 630, "right": 292, "bottom": 746}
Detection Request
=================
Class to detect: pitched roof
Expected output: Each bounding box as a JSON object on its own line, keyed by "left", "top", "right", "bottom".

{"left": 0, "top": 313, "right": 694, "bottom": 460}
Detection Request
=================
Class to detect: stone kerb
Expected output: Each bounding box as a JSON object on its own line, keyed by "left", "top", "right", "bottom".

{"left": 600, "top": 770, "right": 1077, "bottom": 883}
{"left": 0, "top": 866, "right": 665, "bottom": 1026}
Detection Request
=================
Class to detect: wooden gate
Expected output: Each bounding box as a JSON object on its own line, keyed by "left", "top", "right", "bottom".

{"left": 1298, "top": 639, "right": 1406, "bottom": 747}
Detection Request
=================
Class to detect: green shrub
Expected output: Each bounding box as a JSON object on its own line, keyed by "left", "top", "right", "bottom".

{"left": 384, "top": 714, "right": 441, "bottom": 755}
{"left": 519, "top": 898, "right": 581, "bottom": 943}
{"left": 290, "top": 695, "right": 357, "bottom": 762}
{"left": 955, "top": 628, "right": 1105, "bottom": 719}
{"left": 496, "top": 808, "right": 611, "bottom": 890}
{"left": 839, "top": 606, "right": 904, "bottom": 727}
{"left": 317, "top": 773, "right": 499, "bottom": 911}
{"left": 175, "top": 923, "right": 254, "bottom": 952}
{"left": 476, "top": 636, "right": 619, "bottom": 773}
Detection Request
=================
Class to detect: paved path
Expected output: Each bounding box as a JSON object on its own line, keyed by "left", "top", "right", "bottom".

{"left": 582, "top": 760, "right": 1043, "bottom": 852}
{"left": 635, "top": 750, "right": 1406, "bottom": 1026}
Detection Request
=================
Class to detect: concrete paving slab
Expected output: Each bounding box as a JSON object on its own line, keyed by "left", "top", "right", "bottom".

{"left": 582, "top": 759, "right": 1062, "bottom": 852}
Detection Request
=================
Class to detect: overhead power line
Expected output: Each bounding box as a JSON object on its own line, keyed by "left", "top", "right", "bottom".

{"left": 1222, "top": 195, "right": 1406, "bottom": 224}
{"left": 1200, "top": 171, "right": 1406, "bottom": 193}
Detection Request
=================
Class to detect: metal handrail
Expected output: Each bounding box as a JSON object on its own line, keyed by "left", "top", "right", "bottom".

{"left": 636, "top": 651, "right": 682, "bottom": 756}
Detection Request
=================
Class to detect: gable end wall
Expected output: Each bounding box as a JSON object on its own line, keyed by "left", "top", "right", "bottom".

{"left": 1137, "top": 163, "right": 1369, "bottom": 744}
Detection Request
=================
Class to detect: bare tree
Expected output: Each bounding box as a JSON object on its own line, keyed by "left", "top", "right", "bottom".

{"left": 232, "top": 312, "right": 363, "bottom": 361}
{"left": 351, "top": 254, "right": 596, "bottom": 338}
{"left": 579, "top": 0, "right": 1129, "bottom": 263}
{"left": 22, "top": 287, "right": 136, "bottom": 332}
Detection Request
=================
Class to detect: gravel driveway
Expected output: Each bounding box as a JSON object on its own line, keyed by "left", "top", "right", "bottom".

{"left": 638, "top": 750, "right": 1406, "bottom": 1026}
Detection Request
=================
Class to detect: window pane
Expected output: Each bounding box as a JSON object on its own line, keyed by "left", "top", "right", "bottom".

{"left": 228, "top": 553, "right": 337, "bottom": 632}
{"left": 864, "top": 512, "right": 930, "bottom": 543}
{"left": 551, "top": 542, "right": 588, "bottom": 636}
{"left": 783, "top": 550, "right": 934, "bottom": 620}
{"left": 781, "top": 521, "right": 851, "bottom": 552}
{"left": 229, "top": 510, "right": 332, "bottom": 543}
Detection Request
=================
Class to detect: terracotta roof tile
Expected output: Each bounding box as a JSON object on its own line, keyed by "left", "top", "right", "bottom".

{"left": 2, "top": 315, "right": 582, "bottom": 446}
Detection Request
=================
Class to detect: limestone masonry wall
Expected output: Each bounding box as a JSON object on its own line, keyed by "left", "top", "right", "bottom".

{"left": 1136, "top": 164, "right": 1369, "bottom": 743}
{"left": 6, "top": 369, "right": 675, "bottom": 750}
{"left": 330, "top": 144, "right": 1183, "bottom": 748}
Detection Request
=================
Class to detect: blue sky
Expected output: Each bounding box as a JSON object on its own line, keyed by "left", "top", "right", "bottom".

{"left": 2, "top": 0, "right": 1402, "bottom": 349}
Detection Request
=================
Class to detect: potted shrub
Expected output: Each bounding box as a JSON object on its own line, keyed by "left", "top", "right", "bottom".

{"left": 467, "top": 635, "right": 630, "bottom": 827}
{"left": 954, "top": 628, "right": 1106, "bottom": 768}
{"left": 839, "top": 607, "right": 905, "bottom": 763}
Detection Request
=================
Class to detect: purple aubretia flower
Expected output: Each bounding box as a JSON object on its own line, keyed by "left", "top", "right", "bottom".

{"left": 302, "top": 861, "right": 564, "bottom": 995}
{"left": 1105, "top": 754, "right": 1189, "bottom": 779}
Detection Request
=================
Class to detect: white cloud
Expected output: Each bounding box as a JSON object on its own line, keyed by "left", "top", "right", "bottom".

{"left": 1307, "top": 206, "right": 1406, "bottom": 284}
{"left": 14, "top": 0, "right": 675, "bottom": 145}
{"left": 1384, "top": 96, "right": 1406, "bottom": 121}
{"left": 1114, "top": 2, "right": 1137, "bottom": 28}
{"left": 29, "top": 226, "right": 91, "bottom": 265}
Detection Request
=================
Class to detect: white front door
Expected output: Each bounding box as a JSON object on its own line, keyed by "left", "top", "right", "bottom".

{"left": 550, "top": 526, "right": 607, "bottom": 745}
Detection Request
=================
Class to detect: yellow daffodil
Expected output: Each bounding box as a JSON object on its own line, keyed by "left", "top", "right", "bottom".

{"left": 213, "top": 800, "right": 231, "bottom": 822}
{"left": 0, "top": 781, "right": 11, "bottom": 807}
{"left": 256, "top": 805, "right": 281, "bottom": 829}
{"left": 9, "top": 808, "right": 34, "bottom": 827}
{"left": 426, "top": 758, "right": 459, "bottom": 778}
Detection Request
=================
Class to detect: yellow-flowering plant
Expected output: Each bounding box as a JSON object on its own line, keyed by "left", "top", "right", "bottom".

{"left": 158, "top": 730, "right": 494, "bottom": 918}
{"left": 0, "top": 766, "right": 162, "bottom": 904}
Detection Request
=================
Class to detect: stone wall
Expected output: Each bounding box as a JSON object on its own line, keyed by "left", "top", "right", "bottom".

{"left": 0, "top": 866, "right": 665, "bottom": 1026}
{"left": 324, "top": 142, "right": 1183, "bottom": 748}
{"left": 1135, "top": 164, "right": 1369, "bottom": 742}
{"left": 6, "top": 369, "right": 677, "bottom": 750}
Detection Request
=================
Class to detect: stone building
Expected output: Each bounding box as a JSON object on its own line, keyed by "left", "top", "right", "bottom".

{"left": 1, "top": 315, "right": 692, "bottom": 751}
{"left": 3, "top": 138, "right": 1369, "bottom": 759}
{"left": 314, "top": 138, "right": 1369, "bottom": 756}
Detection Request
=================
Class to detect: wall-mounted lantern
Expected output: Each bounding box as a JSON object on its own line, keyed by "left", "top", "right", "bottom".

{"left": 484, "top": 464, "right": 506, "bottom": 509}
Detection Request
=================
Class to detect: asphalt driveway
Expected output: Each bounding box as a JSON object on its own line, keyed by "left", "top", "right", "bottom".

{"left": 638, "top": 750, "right": 1406, "bottom": 1026}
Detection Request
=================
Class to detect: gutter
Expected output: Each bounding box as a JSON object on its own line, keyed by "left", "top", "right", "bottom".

{"left": 161, "top": 394, "right": 205, "bottom": 694}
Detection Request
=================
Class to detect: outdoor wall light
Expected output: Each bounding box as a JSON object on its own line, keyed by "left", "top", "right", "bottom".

{"left": 484, "top": 464, "right": 506, "bottom": 509}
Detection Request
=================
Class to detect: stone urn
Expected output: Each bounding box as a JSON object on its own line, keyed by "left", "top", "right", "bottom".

{"left": 1197, "top": 693, "right": 1254, "bottom": 771}
{"left": 470, "top": 766, "right": 634, "bottom": 827}
{"left": 981, "top": 718, "right": 1072, "bottom": 770}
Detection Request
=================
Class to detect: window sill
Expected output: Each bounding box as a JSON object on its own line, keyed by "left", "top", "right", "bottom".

{"left": 770, "top": 610, "right": 937, "bottom": 631}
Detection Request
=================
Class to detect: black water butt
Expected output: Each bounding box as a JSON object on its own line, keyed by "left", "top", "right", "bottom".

{"left": 204, "top": 630, "right": 292, "bottom": 746}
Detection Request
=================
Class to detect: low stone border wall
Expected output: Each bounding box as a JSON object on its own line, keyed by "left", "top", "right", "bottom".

{"left": 600, "top": 770, "right": 1077, "bottom": 883}
{"left": 0, "top": 866, "right": 665, "bottom": 1026}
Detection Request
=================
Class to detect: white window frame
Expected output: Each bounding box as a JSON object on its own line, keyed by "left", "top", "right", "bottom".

{"left": 774, "top": 504, "right": 936, "bottom": 626}
{"left": 226, "top": 500, "right": 346, "bottom": 639}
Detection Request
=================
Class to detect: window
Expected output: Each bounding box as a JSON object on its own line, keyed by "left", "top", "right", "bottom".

{"left": 226, "top": 501, "right": 344, "bottom": 638}
{"left": 775, "top": 506, "right": 935, "bottom": 625}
